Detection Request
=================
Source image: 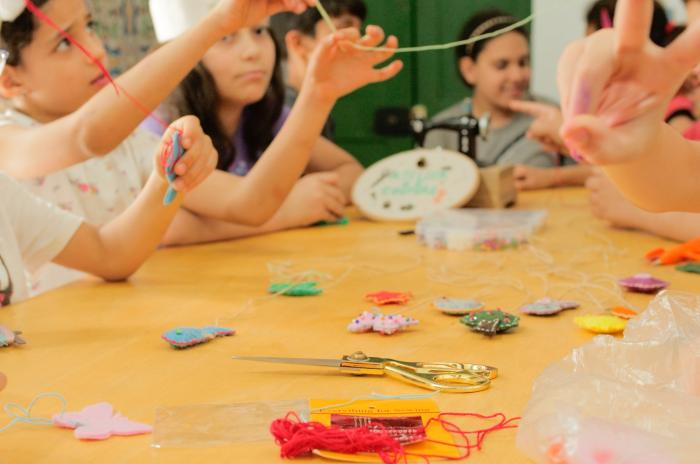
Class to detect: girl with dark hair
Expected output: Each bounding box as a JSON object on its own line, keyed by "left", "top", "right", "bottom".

{"left": 0, "top": 0, "right": 401, "bottom": 292}
{"left": 143, "top": 16, "right": 363, "bottom": 236}
{"left": 425, "top": 9, "right": 556, "bottom": 169}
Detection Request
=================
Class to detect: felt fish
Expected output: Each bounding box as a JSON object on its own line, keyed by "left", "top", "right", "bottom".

{"left": 162, "top": 326, "right": 235, "bottom": 349}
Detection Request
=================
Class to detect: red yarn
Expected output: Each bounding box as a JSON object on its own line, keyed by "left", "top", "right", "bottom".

{"left": 270, "top": 412, "right": 406, "bottom": 464}
{"left": 24, "top": 0, "right": 172, "bottom": 132}
{"left": 270, "top": 411, "right": 520, "bottom": 463}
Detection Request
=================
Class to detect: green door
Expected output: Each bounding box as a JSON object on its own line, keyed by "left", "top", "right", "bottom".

{"left": 332, "top": 0, "right": 532, "bottom": 167}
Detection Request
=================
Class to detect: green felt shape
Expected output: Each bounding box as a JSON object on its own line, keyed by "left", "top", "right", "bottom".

{"left": 677, "top": 262, "right": 700, "bottom": 274}
{"left": 268, "top": 282, "right": 323, "bottom": 296}
{"left": 460, "top": 310, "right": 519, "bottom": 335}
{"left": 315, "top": 217, "right": 350, "bottom": 227}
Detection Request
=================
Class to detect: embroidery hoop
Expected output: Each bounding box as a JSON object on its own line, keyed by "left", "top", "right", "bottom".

{"left": 352, "top": 148, "right": 480, "bottom": 222}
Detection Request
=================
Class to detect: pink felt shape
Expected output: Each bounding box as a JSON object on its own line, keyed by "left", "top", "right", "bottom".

{"left": 53, "top": 402, "right": 152, "bottom": 440}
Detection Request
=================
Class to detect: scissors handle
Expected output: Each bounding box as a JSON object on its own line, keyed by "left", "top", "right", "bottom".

{"left": 339, "top": 353, "right": 495, "bottom": 393}
{"left": 383, "top": 360, "right": 491, "bottom": 393}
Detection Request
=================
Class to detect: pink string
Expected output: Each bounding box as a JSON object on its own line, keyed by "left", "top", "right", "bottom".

{"left": 24, "top": 0, "right": 171, "bottom": 131}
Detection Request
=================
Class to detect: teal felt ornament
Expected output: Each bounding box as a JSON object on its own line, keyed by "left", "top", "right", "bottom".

{"left": 677, "top": 262, "right": 700, "bottom": 274}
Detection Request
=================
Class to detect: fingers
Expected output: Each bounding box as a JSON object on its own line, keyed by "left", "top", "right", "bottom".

{"left": 664, "top": 20, "right": 700, "bottom": 75}
{"left": 560, "top": 114, "right": 625, "bottom": 164}
{"left": 369, "top": 60, "right": 404, "bottom": 83}
{"left": 322, "top": 187, "right": 346, "bottom": 217}
{"left": 174, "top": 137, "right": 217, "bottom": 192}
{"left": 509, "top": 100, "right": 551, "bottom": 117}
{"left": 614, "top": 0, "right": 653, "bottom": 54}
{"left": 557, "top": 39, "right": 585, "bottom": 114}
{"left": 567, "top": 30, "right": 617, "bottom": 119}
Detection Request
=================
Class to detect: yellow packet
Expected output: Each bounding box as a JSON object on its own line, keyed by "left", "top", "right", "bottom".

{"left": 309, "top": 398, "right": 461, "bottom": 463}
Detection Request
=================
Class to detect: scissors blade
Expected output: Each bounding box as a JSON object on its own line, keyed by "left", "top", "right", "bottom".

{"left": 232, "top": 356, "right": 342, "bottom": 368}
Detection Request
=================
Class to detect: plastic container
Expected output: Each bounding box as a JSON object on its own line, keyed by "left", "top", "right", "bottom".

{"left": 415, "top": 209, "right": 547, "bottom": 251}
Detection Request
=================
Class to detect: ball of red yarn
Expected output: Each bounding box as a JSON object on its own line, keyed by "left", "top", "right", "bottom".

{"left": 270, "top": 413, "right": 405, "bottom": 464}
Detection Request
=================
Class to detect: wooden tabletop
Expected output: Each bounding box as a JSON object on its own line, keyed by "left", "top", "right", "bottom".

{"left": 2, "top": 188, "right": 697, "bottom": 463}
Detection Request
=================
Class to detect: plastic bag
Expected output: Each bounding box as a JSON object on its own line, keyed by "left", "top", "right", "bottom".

{"left": 517, "top": 291, "right": 700, "bottom": 464}
{"left": 152, "top": 399, "right": 309, "bottom": 448}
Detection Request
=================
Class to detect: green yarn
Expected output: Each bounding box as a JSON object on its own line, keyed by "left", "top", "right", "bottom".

{"left": 315, "top": 0, "right": 535, "bottom": 54}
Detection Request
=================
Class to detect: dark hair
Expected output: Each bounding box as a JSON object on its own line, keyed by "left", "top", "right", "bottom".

{"left": 456, "top": 9, "right": 528, "bottom": 86}
{"left": 286, "top": 0, "right": 367, "bottom": 37}
{"left": 174, "top": 28, "right": 285, "bottom": 171}
{"left": 0, "top": 0, "right": 50, "bottom": 66}
{"left": 586, "top": 0, "right": 670, "bottom": 46}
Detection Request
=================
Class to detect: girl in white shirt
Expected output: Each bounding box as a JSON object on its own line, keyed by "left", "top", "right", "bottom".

{"left": 0, "top": 114, "right": 216, "bottom": 305}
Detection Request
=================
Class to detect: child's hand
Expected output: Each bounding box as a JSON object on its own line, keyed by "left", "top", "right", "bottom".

{"left": 277, "top": 172, "right": 347, "bottom": 226}
{"left": 304, "top": 25, "right": 403, "bottom": 103}
{"left": 156, "top": 116, "right": 218, "bottom": 193}
{"left": 586, "top": 168, "right": 643, "bottom": 229}
{"left": 213, "top": 0, "right": 315, "bottom": 33}
{"left": 513, "top": 165, "right": 558, "bottom": 191}
{"left": 510, "top": 100, "right": 566, "bottom": 154}
{"left": 557, "top": 0, "right": 700, "bottom": 164}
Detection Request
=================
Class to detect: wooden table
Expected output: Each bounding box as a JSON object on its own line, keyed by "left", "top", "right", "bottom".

{"left": 2, "top": 189, "right": 698, "bottom": 463}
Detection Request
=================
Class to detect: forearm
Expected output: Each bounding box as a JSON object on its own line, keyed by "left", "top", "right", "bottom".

{"left": 628, "top": 210, "right": 700, "bottom": 242}
{"left": 603, "top": 124, "right": 700, "bottom": 212}
{"left": 76, "top": 15, "right": 228, "bottom": 156}
{"left": 55, "top": 173, "right": 179, "bottom": 280}
{"left": 185, "top": 87, "right": 336, "bottom": 225}
{"left": 332, "top": 162, "right": 363, "bottom": 200}
{"left": 554, "top": 165, "right": 594, "bottom": 187}
{"left": 162, "top": 208, "right": 292, "bottom": 246}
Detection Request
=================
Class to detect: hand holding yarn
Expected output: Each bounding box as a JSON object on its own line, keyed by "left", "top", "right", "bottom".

{"left": 304, "top": 25, "right": 403, "bottom": 104}
{"left": 213, "top": 0, "right": 316, "bottom": 33}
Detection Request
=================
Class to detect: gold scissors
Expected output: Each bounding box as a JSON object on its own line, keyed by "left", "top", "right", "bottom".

{"left": 232, "top": 351, "right": 497, "bottom": 393}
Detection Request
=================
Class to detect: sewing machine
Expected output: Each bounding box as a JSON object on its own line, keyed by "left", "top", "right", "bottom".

{"left": 409, "top": 102, "right": 517, "bottom": 209}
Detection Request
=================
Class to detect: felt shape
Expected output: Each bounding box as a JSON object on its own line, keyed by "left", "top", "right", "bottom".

{"left": 347, "top": 310, "right": 419, "bottom": 335}
{"left": 53, "top": 402, "right": 152, "bottom": 440}
{"left": 0, "top": 325, "right": 25, "bottom": 347}
{"left": 610, "top": 306, "right": 638, "bottom": 320}
{"left": 460, "top": 310, "right": 519, "bottom": 336}
{"left": 162, "top": 326, "right": 234, "bottom": 349}
{"left": 520, "top": 298, "right": 580, "bottom": 316}
{"left": 162, "top": 131, "right": 184, "bottom": 205}
{"left": 677, "top": 262, "right": 700, "bottom": 274}
{"left": 268, "top": 282, "right": 323, "bottom": 296}
{"left": 365, "top": 291, "right": 412, "bottom": 305}
{"left": 645, "top": 237, "right": 700, "bottom": 265}
{"left": 315, "top": 217, "right": 350, "bottom": 227}
{"left": 432, "top": 298, "right": 484, "bottom": 315}
{"left": 618, "top": 274, "right": 669, "bottom": 294}
{"left": 574, "top": 315, "right": 627, "bottom": 334}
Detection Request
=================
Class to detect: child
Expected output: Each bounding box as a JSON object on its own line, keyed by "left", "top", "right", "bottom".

{"left": 0, "top": 0, "right": 401, "bottom": 289}
{"left": 281, "top": 0, "right": 366, "bottom": 139}
{"left": 0, "top": 114, "right": 217, "bottom": 305}
{"left": 558, "top": 0, "right": 700, "bottom": 213}
{"left": 424, "top": 9, "right": 556, "bottom": 169}
{"left": 144, "top": 6, "right": 363, "bottom": 235}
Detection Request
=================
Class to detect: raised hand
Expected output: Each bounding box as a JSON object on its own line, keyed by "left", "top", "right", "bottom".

{"left": 213, "top": 0, "right": 316, "bottom": 33}
{"left": 304, "top": 25, "right": 403, "bottom": 103}
{"left": 557, "top": 0, "right": 700, "bottom": 164}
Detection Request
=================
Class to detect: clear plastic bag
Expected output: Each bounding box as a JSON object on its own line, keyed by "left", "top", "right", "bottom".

{"left": 152, "top": 399, "right": 308, "bottom": 448}
{"left": 517, "top": 291, "right": 700, "bottom": 464}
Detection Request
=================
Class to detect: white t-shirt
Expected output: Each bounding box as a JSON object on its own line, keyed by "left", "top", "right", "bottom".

{"left": 0, "top": 109, "right": 158, "bottom": 294}
{"left": 0, "top": 173, "right": 82, "bottom": 305}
